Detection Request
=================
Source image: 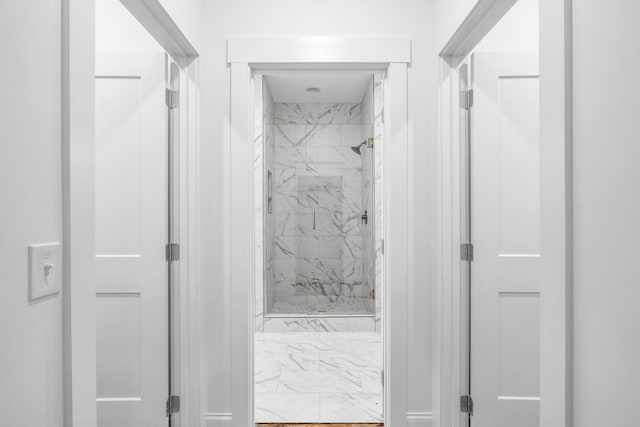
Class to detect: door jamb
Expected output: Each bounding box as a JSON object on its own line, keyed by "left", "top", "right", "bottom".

{"left": 62, "top": 1, "right": 201, "bottom": 426}
{"left": 226, "top": 36, "right": 411, "bottom": 426}
{"left": 434, "top": 0, "right": 573, "bottom": 426}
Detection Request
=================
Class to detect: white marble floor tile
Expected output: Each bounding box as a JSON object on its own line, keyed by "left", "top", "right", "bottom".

{"left": 277, "top": 368, "right": 363, "bottom": 393}
{"left": 359, "top": 370, "right": 383, "bottom": 394}
{"left": 319, "top": 350, "right": 382, "bottom": 371}
{"left": 255, "top": 392, "right": 320, "bottom": 422}
{"left": 254, "top": 331, "right": 382, "bottom": 423}
{"left": 319, "top": 393, "right": 383, "bottom": 422}
{"left": 254, "top": 369, "right": 280, "bottom": 393}
{"left": 256, "top": 352, "right": 319, "bottom": 372}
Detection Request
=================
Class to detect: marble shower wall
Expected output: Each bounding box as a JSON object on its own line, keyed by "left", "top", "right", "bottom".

{"left": 267, "top": 102, "right": 373, "bottom": 314}
{"left": 255, "top": 77, "right": 276, "bottom": 332}
{"left": 373, "top": 74, "right": 384, "bottom": 333}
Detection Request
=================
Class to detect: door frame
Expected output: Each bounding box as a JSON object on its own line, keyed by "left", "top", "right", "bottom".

{"left": 434, "top": 0, "right": 573, "bottom": 426}
{"left": 225, "top": 36, "right": 411, "bottom": 426}
{"left": 62, "top": 1, "right": 201, "bottom": 426}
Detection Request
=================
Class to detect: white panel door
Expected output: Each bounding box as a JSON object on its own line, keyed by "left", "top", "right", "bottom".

{"left": 95, "top": 52, "right": 168, "bottom": 427}
{"left": 470, "top": 52, "right": 540, "bottom": 427}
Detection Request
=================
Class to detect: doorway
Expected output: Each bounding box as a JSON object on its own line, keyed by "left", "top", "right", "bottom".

{"left": 253, "top": 71, "right": 385, "bottom": 423}
{"left": 94, "top": 0, "right": 181, "bottom": 425}
{"left": 225, "top": 36, "right": 411, "bottom": 425}
{"left": 464, "top": 51, "right": 541, "bottom": 425}
{"left": 454, "top": 0, "right": 542, "bottom": 425}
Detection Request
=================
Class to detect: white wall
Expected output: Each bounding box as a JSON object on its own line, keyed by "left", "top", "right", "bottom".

{"left": 573, "top": 2, "right": 640, "bottom": 426}
{"left": 0, "top": 1, "right": 64, "bottom": 426}
{"left": 199, "top": 0, "right": 437, "bottom": 419}
{"left": 95, "top": 0, "right": 164, "bottom": 54}
{"left": 433, "top": 0, "right": 478, "bottom": 51}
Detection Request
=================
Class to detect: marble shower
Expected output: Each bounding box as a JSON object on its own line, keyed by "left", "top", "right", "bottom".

{"left": 255, "top": 74, "right": 384, "bottom": 333}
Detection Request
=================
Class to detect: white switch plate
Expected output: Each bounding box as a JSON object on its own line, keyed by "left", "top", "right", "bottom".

{"left": 28, "top": 242, "right": 61, "bottom": 301}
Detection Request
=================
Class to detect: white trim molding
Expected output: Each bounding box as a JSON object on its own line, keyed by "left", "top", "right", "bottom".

{"left": 539, "top": 0, "right": 573, "bottom": 425}
{"left": 206, "top": 412, "right": 233, "bottom": 426}
{"left": 62, "top": 0, "right": 97, "bottom": 425}
{"left": 225, "top": 36, "right": 411, "bottom": 426}
{"left": 407, "top": 411, "right": 434, "bottom": 427}
{"left": 120, "top": 0, "right": 199, "bottom": 64}
{"left": 227, "top": 36, "right": 411, "bottom": 64}
{"left": 439, "top": 0, "right": 518, "bottom": 59}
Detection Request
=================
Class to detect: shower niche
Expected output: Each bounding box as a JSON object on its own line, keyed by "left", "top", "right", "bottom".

{"left": 255, "top": 71, "right": 384, "bottom": 332}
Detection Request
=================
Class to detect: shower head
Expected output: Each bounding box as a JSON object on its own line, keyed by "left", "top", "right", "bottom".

{"left": 351, "top": 138, "right": 374, "bottom": 155}
{"left": 351, "top": 141, "right": 366, "bottom": 155}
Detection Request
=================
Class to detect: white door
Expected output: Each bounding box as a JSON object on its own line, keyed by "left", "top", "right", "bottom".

{"left": 470, "top": 52, "right": 540, "bottom": 427}
{"left": 95, "top": 52, "right": 168, "bottom": 427}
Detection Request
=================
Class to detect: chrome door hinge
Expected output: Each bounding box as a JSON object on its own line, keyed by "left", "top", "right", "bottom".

{"left": 166, "top": 89, "right": 179, "bottom": 109}
{"left": 166, "top": 243, "right": 180, "bottom": 261}
{"left": 381, "top": 370, "right": 384, "bottom": 386}
{"left": 381, "top": 239, "right": 385, "bottom": 255}
{"left": 166, "top": 395, "right": 180, "bottom": 416}
{"left": 460, "top": 89, "right": 474, "bottom": 110}
{"left": 460, "top": 395, "right": 473, "bottom": 415}
{"left": 460, "top": 243, "right": 474, "bottom": 261}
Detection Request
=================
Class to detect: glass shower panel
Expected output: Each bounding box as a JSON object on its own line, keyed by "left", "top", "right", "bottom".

{"left": 360, "top": 139, "right": 376, "bottom": 314}
{"left": 264, "top": 100, "right": 376, "bottom": 317}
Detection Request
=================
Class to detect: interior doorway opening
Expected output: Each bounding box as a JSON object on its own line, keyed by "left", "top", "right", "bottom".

{"left": 253, "top": 69, "right": 386, "bottom": 423}
{"left": 440, "top": 0, "right": 542, "bottom": 425}
{"left": 94, "top": 0, "right": 183, "bottom": 425}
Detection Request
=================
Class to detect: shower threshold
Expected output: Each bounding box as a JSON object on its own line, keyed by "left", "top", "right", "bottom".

{"left": 264, "top": 312, "right": 375, "bottom": 318}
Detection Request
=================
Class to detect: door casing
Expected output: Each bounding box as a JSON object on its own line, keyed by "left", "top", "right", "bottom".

{"left": 226, "top": 36, "right": 411, "bottom": 426}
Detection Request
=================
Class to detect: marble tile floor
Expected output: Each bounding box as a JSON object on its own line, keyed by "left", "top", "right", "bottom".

{"left": 255, "top": 332, "right": 383, "bottom": 423}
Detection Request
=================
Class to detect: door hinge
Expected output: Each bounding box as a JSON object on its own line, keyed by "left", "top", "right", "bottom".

{"left": 368, "top": 289, "right": 375, "bottom": 300}
{"left": 460, "top": 394, "right": 473, "bottom": 415}
{"left": 381, "top": 370, "right": 384, "bottom": 386}
{"left": 460, "top": 89, "right": 474, "bottom": 110}
{"left": 381, "top": 239, "right": 385, "bottom": 255}
{"left": 166, "top": 243, "right": 180, "bottom": 261}
{"left": 166, "top": 89, "right": 179, "bottom": 109}
{"left": 460, "top": 243, "right": 474, "bottom": 262}
{"left": 166, "top": 395, "right": 180, "bottom": 416}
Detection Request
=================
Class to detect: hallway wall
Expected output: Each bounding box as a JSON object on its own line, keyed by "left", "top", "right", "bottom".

{"left": 0, "top": 1, "right": 64, "bottom": 426}
{"left": 572, "top": 1, "right": 640, "bottom": 425}
{"left": 199, "top": 0, "right": 437, "bottom": 421}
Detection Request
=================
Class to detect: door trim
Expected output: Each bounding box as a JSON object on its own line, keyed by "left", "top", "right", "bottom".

{"left": 435, "top": 1, "right": 573, "bottom": 426}
{"left": 62, "top": 1, "right": 201, "bottom": 426}
{"left": 226, "top": 36, "right": 411, "bottom": 426}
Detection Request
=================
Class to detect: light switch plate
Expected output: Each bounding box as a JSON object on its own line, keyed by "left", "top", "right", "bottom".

{"left": 28, "top": 242, "right": 61, "bottom": 301}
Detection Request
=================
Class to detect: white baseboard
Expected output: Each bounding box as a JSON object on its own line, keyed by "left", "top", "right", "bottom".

{"left": 206, "top": 413, "right": 232, "bottom": 426}
{"left": 407, "top": 411, "right": 433, "bottom": 427}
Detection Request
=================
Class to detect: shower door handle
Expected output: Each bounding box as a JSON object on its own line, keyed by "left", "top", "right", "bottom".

{"left": 312, "top": 209, "right": 316, "bottom": 230}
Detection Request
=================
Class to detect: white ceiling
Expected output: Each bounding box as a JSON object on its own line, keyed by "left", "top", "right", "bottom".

{"left": 264, "top": 72, "right": 373, "bottom": 103}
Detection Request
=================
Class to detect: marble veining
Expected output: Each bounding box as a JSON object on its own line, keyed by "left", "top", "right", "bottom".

{"left": 254, "top": 332, "right": 382, "bottom": 423}
{"left": 256, "top": 81, "right": 384, "bottom": 332}
{"left": 266, "top": 102, "right": 374, "bottom": 317}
